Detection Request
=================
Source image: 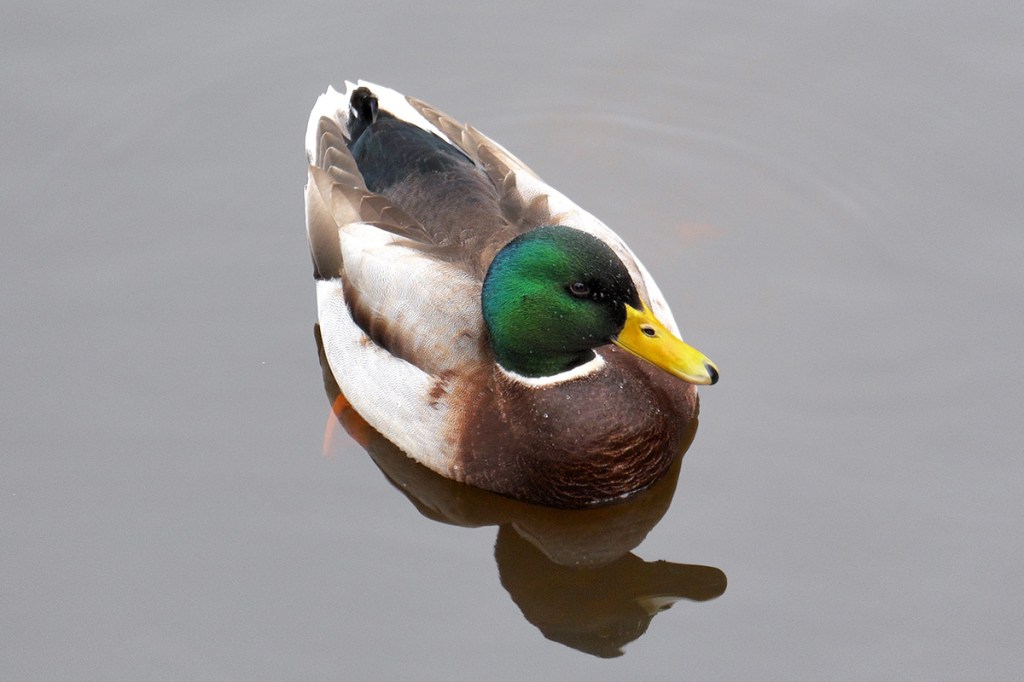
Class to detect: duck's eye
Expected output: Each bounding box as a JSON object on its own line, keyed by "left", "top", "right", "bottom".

{"left": 568, "top": 282, "right": 590, "bottom": 298}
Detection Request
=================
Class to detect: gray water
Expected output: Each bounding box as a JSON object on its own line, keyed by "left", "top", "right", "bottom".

{"left": 4, "top": 1, "right": 1023, "bottom": 679}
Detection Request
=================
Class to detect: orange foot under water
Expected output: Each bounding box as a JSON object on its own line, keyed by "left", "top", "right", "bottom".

{"left": 323, "top": 392, "right": 376, "bottom": 456}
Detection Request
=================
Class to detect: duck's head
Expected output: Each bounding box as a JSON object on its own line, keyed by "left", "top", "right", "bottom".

{"left": 482, "top": 225, "right": 718, "bottom": 384}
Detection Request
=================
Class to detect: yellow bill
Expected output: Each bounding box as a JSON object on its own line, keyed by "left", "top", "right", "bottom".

{"left": 613, "top": 302, "right": 719, "bottom": 385}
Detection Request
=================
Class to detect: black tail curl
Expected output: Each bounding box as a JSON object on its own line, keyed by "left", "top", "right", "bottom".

{"left": 348, "top": 86, "right": 379, "bottom": 143}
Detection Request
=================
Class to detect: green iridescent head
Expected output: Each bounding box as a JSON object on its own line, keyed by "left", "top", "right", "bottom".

{"left": 481, "top": 225, "right": 719, "bottom": 383}
{"left": 481, "top": 226, "right": 639, "bottom": 377}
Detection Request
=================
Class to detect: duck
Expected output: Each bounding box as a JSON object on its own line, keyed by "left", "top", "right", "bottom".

{"left": 305, "top": 81, "right": 718, "bottom": 508}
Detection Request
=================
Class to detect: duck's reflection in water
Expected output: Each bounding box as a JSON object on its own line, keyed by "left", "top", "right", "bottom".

{"left": 315, "top": 325, "right": 726, "bottom": 657}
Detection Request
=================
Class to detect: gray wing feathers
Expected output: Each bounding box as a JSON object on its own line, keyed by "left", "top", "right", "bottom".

{"left": 407, "top": 97, "right": 559, "bottom": 234}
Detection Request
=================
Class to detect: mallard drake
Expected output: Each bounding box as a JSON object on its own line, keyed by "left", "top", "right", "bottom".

{"left": 305, "top": 81, "right": 718, "bottom": 508}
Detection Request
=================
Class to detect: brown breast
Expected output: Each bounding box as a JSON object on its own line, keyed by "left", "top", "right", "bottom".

{"left": 454, "top": 345, "right": 699, "bottom": 507}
